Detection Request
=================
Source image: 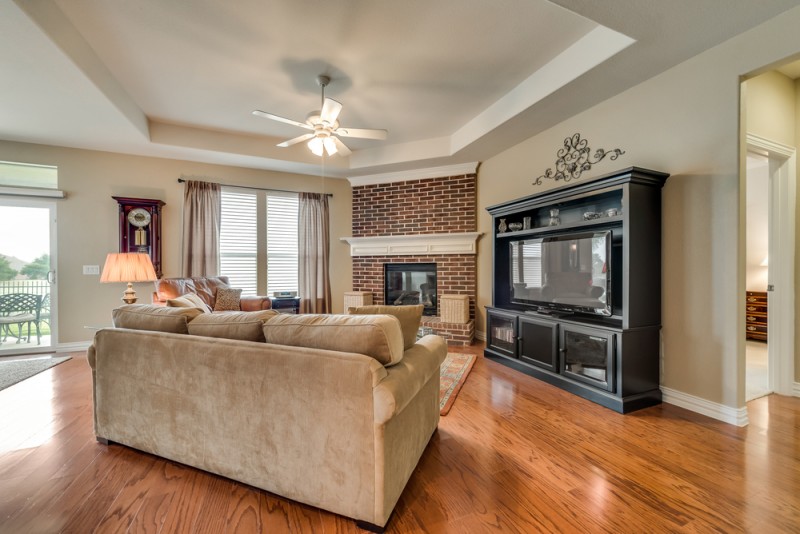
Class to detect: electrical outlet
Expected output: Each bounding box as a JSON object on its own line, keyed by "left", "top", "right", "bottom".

{"left": 83, "top": 265, "right": 100, "bottom": 275}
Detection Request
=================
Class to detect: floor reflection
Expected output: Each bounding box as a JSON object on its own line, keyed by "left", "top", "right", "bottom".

{"left": 0, "top": 356, "right": 55, "bottom": 453}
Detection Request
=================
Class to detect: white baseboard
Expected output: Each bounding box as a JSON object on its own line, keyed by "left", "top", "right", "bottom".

{"left": 56, "top": 341, "right": 92, "bottom": 353}
{"left": 475, "top": 330, "right": 486, "bottom": 342}
{"left": 793, "top": 382, "right": 800, "bottom": 397}
{"left": 661, "top": 386, "right": 749, "bottom": 427}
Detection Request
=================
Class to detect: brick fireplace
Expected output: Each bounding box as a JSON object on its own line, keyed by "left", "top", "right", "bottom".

{"left": 344, "top": 165, "right": 479, "bottom": 345}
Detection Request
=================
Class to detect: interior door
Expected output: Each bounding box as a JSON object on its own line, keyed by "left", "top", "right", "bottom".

{"left": 0, "top": 198, "right": 57, "bottom": 355}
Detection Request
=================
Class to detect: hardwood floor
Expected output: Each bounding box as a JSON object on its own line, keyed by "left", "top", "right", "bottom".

{"left": 1, "top": 346, "right": 798, "bottom": 533}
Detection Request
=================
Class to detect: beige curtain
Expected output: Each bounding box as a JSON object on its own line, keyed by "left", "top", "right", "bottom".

{"left": 299, "top": 192, "right": 331, "bottom": 313}
{"left": 181, "top": 180, "right": 221, "bottom": 277}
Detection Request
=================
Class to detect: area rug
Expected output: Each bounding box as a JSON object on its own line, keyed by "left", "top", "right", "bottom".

{"left": 439, "top": 352, "right": 476, "bottom": 415}
{"left": 0, "top": 356, "right": 71, "bottom": 392}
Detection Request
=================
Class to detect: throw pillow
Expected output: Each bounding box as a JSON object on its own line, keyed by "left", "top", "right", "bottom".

{"left": 188, "top": 310, "right": 278, "bottom": 341}
{"left": 214, "top": 287, "right": 242, "bottom": 311}
{"left": 347, "top": 304, "right": 423, "bottom": 350}
{"left": 166, "top": 293, "right": 211, "bottom": 313}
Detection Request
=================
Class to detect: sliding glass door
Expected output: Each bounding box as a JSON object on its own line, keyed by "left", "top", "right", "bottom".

{"left": 0, "top": 199, "right": 57, "bottom": 355}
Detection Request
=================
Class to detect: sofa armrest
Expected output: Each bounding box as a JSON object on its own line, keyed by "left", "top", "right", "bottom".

{"left": 240, "top": 296, "right": 271, "bottom": 311}
{"left": 373, "top": 335, "right": 447, "bottom": 424}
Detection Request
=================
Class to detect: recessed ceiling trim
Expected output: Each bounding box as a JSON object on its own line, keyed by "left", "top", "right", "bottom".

{"left": 450, "top": 25, "right": 636, "bottom": 153}
{"left": 14, "top": 0, "right": 149, "bottom": 140}
{"left": 347, "top": 162, "right": 479, "bottom": 186}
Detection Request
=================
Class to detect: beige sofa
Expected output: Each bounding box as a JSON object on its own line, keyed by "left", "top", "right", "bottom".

{"left": 87, "top": 305, "right": 446, "bottom": 531}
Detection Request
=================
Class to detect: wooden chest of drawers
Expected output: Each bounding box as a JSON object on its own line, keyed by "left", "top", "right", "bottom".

{"left": 745, "top": 291, "right": 768, "bottom": 342}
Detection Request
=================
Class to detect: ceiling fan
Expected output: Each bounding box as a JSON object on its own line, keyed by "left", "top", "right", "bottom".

{"left": 252, "top": 75, "right": 387, "bottom": 157}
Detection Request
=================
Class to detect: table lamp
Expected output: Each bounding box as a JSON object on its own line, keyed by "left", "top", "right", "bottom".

{"left": 100, "top": 253, "right": 158, "bottom": 304}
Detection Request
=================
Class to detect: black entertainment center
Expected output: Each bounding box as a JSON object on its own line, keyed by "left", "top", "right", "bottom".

{"left": 485, "top": 167, "right": 669, "bottom": 413}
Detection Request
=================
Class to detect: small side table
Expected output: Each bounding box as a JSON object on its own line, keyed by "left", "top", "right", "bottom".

{"left": 269, "top": 297, "right": 301, "bottom": 314}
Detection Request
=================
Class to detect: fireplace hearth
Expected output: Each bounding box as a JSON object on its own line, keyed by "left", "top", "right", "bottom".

{"left": 384, "top": 263, "right": 437, "bottom": 316}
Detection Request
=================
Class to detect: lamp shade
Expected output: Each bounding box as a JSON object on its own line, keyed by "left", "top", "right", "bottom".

{"left": 100, "top": 253, "right": 157, "bottom": 283}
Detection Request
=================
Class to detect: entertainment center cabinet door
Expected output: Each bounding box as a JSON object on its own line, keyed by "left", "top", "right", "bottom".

{"left": 560, "top": 324, "right": 616, "bottom": 393}
{"left": 518, "top": 316, "right": 558, "bottom": 371}
{"left": 486, "top": 308, "right": 518, "bottom": 358}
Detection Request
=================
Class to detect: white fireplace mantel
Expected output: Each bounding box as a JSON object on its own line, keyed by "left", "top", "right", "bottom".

{"left": 340, "top": 232, "right": 483, "bottom": 256}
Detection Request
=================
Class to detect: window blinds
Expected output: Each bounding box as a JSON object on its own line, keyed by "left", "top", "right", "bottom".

{"left": 219, "top": 188, "right": 298, "bottom": 296}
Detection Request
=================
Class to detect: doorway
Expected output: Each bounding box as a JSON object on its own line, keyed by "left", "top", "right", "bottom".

{"left": 744, "top": 150, "right": 770, "bottom": 400}
{"left": 0, "top": 199, "right": 57, "bottom": 356}
{"left": 745, "top": 134, "right": 796, "bottom": 399}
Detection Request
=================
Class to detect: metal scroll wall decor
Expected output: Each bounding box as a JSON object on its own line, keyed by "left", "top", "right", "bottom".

{"left": 533, "top": 133, "right": 625, "bottom": 186}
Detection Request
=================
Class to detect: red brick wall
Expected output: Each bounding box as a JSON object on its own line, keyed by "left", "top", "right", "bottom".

{"left": 352, "top": 174, "right": 476, "bottom": 237}
{"left": 351, "top": 172, "right": 478, "bottom": 323}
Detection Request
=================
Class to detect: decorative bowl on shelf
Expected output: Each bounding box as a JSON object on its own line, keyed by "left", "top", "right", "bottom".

{"left": 508, "top": 222, "right": 523, "bottom": 231}
{"left": 583, "top": 211, "right": 601, "bottom": 220}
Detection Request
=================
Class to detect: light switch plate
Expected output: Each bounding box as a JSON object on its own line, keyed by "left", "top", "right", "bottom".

{"left": 83, "top": 265, "right": 100, "bottom": 275}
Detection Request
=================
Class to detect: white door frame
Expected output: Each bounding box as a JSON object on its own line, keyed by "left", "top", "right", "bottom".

{"left": 0, "top": 197, "right": 58, "bottom": 357}
{"left": 746, "top": 133, "right": 795, "bottom": 396}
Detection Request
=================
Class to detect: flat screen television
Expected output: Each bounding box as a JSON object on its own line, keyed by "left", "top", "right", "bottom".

{"left": 510, "top": 230, "right": 612, "bottom": 316}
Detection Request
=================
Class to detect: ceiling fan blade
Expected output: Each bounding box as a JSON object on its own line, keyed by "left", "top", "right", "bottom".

{"left": 335, "top": 127, "right": 388, "bottom": 140}
{"left": 331, "top": 136, "right": 352, "bottom": 156}
{"left": 320, "top": 98, "right": 343, "bottom": 125}
{"left": 252, "top": 110, "right": 312, "bottom": 130}
{"left": 277, "top": 133, "right": 315, "bottom": 148}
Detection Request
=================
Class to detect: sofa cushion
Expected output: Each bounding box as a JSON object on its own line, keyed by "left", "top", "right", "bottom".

{"left": 214, "top": 287, "right": 242, "bottom": 311}
{"left": 112, "top": 304, "right": 203, "bottom": 334}
{"left": 187, "top": 310, "right": 278, "bottom": 341}
{"left": 347, "top": 304, "right": 423, "bottom": 350}
{"left": 262, "top": 313, "right": 405, "bottom": 366}
{"left": 166, "top": 293, "right": 211, "bottom": 313}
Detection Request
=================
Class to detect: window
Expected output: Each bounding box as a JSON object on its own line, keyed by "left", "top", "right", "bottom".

{"left": 220, "top": 190, "right": 258, "bottom": 294}
{"left": 219, "top": 188, "right": 298, "bottom": 296}
{"left": 266, "top": 194, "right": 299, "bottom": 295}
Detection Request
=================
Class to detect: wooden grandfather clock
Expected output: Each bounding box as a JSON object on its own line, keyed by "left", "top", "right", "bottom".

{"left": 113, "top": 196, "right": 165, "bottom": 278}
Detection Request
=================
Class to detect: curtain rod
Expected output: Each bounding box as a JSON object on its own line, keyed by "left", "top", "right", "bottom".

{"left": 177, "top": 178, "right": 332, "bottom": 197}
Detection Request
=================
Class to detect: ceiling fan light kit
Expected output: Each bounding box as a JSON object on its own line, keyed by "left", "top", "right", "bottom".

{"left": 253, "top": 75, "right": 387, "bottom": 157}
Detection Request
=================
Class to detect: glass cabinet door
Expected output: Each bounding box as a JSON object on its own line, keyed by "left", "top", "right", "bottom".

{"left": 519, "top": 316, "right": 558, "bottom": 371}
{"left": 487, "top": 309, "right": 517, "bottom": 358}
{"left": 560, "top": 325, "right": 615, "bottom": 392}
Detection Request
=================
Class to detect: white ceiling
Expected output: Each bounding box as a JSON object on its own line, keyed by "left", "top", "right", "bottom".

{"left": 1, "top": 0, "right": 798, "bottom": 179}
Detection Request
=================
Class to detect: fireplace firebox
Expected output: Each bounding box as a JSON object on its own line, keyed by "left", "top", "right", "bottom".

{"left": 384, "top": 263, "right": 437, "bottom": 316}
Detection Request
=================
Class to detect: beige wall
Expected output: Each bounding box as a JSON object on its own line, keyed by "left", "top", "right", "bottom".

{"left": 477, "top": 5, "right": 800, "bottom": 408}
{"left": 745, "top": 70, "right": 797, "bottom": 145}
{"left": 0, "top": 140, "right": 352, "bottom": 344}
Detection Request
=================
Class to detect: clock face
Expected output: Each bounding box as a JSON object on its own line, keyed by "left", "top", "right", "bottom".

{"left": 127, "top": 207, "right": 151, "bottom": 228}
